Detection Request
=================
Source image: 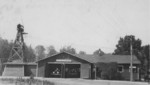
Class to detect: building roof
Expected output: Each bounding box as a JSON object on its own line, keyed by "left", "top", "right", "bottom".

{"left": 37, "top": 52, "right": 140, "bottom": 64}
{"left": 75, "top": 54, "right": 140, "bottom": 64}
{"left": 37, "top": 51, "right": 92, "bottom": 63}
{"left": 98, "top": 54, "right": 140, "bottom": 64}
{"left": 75, "top": 54, "right": 100, "bottom": 63}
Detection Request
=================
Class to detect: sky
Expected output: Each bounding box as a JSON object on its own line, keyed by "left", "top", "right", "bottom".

{"left": 0, "top": 0, "right": 149, "bottom": 54}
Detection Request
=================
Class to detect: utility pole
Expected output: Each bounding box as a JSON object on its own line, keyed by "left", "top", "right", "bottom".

{"left": 130, "top": 38, "right": 133, "bottom": 81}
{"left": 148, "top": 44, "right": 150, "bottom": 82}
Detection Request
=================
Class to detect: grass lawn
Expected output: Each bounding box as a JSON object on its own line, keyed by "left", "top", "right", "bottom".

{"left": 0, "top": 77, "right": 149, "bottom": 85}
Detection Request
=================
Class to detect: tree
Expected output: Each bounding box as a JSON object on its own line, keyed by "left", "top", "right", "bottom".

{"left": 0, "top": 38, "right": 11, "bottom": 62}
{"left": 60, "top": 46, "right": 76, "bottom": 54}
{"left": 24, "top": 45, "right": 36, "bottom": 62}
{"left": 35, "top": 45, "right": 45, "bottom": 61}
{"left": 93, "top": 49, "right": 105, "bottom": 56}
{"left": 0, "top": 37, "right": 13, "bottom": 75}
{"left": 134, "top": 45, "right": 150, "bottom": 79}
{"left": 47, "top": 45, "right": 57, "bottom": 57}
{"left": 79, "top": 51, "right": 86, "bottom": 55}
{"left": 142, "top": 45, "right": 150, "bottom": 80}
{"left": 113, "top": 35, "right": 142, "bottom": 55}
{"left": 141, "top": 45, "right": 150, "bottom": 65}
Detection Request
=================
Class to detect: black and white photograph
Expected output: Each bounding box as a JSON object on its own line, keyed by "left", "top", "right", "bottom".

{"left": 0, "top": 0, "right": 149, "bottom": 85}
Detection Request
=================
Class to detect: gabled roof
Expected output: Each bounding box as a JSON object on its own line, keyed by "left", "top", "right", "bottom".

{"left": 36, "top": 51, "right": 92, "bottom": 63}
{"left": 36, "top": 52, "right": 140, "bottom": 64}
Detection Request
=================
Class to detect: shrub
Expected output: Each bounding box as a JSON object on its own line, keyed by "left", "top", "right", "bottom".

{"left": 96, "top": 62, "right": 124, "bottom": 80}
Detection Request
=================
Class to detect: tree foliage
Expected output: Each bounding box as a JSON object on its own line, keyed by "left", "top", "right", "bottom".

{"left": 24, "top": 45, "right": 36, "bottom": 62}
{"left": 113, "top": 35, "right": 142, "bottom": 55}
{"left": 35, "top": 45, "right": 45, "bottom": 60}
{"left": 0, "top": 37, "right": 13, "bottom": 75}
{"left": 134, "top": 45, "right": 150, "bottom": 76}
{"left": 141, "top": 45, "right": 150, "bottom": 79}
{"left": 93, "top": 49, "right": 105, "bottom": 56}
{"left": 79, "top": 51, "right": 86, "bottom": 55}
{"left": 60, "top": 46, "right": 76, "bottom": 54}
{"left": 141, "top": 45, "right": 150, "bottom": 62}
{"left": 96, "top": 62, "right": 123, "bottom": 80}
{"left": 47, "top": 45, "right": 57, "bottom": 57}
{"left": 0, "top": 37, "right": 13, "bottom": 63}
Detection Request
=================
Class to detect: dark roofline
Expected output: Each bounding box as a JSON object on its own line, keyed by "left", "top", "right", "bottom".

{"left": 100, "top": 54, "right": 141, "bottom": 64}
{"left": 36, "top": 52, "right": 140, "bottom": 64}
{"left": 36, "top": 51, "right": 63, "bottom": 62}
{"left": 36, "top": 51, "right": 92, "bottom": 63}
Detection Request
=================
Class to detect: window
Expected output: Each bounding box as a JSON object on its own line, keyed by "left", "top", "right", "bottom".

{"left": 117, "top": 65, "right": 124, "bottom": 73}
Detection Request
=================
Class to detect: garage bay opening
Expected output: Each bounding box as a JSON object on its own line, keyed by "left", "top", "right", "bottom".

{"left": 65, "top": 64, "right": 80, "bottom": 78}
{"left": 45, "top": 63, "right": 81, "bottom": 78}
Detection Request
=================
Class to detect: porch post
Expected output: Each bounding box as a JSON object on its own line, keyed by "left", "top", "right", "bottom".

{"left": 95, "top": 65, "right": 97, "bottom": 79}
{"left": 137, "top": 67, "right": 140, "bottom": 80}
{"left": 63, "top": 64, "right": 65, "bottom": 78}
{"left": 36, "top": 63, "right": 38, "bottom": 77}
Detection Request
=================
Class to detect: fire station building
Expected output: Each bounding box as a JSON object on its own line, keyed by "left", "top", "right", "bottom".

{"left": 3, "top": 51, "right": 141, "bottom": 80}
{"left": 36, "top": 52, "right": 140, "bottom": 80}
{"left": 36, "top": 52, "right": 95, "bottom": 79}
